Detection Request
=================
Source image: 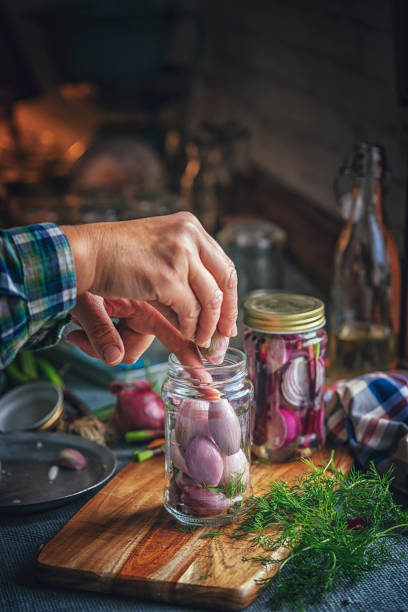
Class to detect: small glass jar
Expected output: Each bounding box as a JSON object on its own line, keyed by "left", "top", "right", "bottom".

{"left": 243, "top": 293, "right": 327, "bottom": 462}
{"left": 162, "top": 348, "right": 253, "bottom": 527}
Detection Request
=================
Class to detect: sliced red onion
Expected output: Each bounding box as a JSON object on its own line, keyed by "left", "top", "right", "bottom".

{"left": 200, "top": 330, "right": 229, "bottom": 365}
{"left": 181, "top": 485, "right": 230, "bottom": 516}
{"left": 220, "top": 449, "right": 249, "bottom": 488}
{"left": 266, "top": 408, "right": 297, "bottom": 450}
{"left": 315, "top": 406, "right": 325, "bottom": 445}
{"left": 315, "top": 357, "right": 325, "bottom": 393}
{"left": 281, "top": 356, "right": 309, "bottom": 407}
{"left": 267, "top": 336, "right": 288, "bottom": 372}
{"left": 170, "top": 431, "right": 190, "bottom": 475}
{"left": 208, "top": 399, "right": 241, "bottom": 456}
{"left": 175, "top": 399, "right": 210, "bottom": 449}
{"left": 185, "top": 436, "right": 224, "bottom": 486}
{"left": 279, "top": 409, "right": 297, "bottom": 446}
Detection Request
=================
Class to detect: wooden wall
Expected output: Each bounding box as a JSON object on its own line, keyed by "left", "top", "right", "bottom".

{"left": 188, "top": 0, "right": 407, "bottom": 253}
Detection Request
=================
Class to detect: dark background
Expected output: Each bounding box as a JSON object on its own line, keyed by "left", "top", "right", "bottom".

{"left": 1, "top": 0, "right": 407, "bottom": 343}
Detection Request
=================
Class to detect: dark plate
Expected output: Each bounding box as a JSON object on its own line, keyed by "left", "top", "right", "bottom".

{"left": 0, "top": 432, "right": 117, "bottom": 514}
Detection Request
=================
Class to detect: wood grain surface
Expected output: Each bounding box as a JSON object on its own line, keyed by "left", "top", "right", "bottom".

{"left": 37, "top": 447, "right": 353, "bottom": 610}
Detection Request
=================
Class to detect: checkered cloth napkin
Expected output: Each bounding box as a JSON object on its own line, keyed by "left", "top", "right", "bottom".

{"left": 325, "top": 372, "right": 408, "bottom": 494}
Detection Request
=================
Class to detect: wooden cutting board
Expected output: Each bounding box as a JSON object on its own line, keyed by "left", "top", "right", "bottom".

{"left": 37, "top": 448, "right": 353, "bottom": 610}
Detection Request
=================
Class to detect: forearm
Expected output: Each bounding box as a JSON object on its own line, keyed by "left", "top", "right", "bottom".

{"left": 60, "top": 224, "right": 99, "bottom": 296}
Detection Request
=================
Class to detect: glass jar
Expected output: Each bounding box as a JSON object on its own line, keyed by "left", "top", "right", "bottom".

{"left": 162, "top": 348, "right": 253, "bottom": 527}
{"left": 243, "top": 293, "right": 327, "bottom": 462}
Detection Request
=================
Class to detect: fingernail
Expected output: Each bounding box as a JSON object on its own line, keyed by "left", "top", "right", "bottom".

{"left": 200, "top": 338, "right": 211, "bottom": 349}
{"left": 103, "top": 345, "right": 122, "bottom": 365}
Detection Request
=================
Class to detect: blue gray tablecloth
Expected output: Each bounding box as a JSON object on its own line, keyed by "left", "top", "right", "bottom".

{"left": 1, "top": 381, "right": 408, "bottom": 612}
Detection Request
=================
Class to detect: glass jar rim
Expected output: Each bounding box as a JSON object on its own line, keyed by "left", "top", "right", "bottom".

{"left": 167, "top": 347, "right": 247, "bottom": 388}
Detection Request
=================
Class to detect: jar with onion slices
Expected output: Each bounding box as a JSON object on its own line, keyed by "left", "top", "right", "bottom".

{"left": 243, "top": 292, "right": 327, "bottom": 462}
{"left": 162, "top": 348, "right": 253, "bottom": 527}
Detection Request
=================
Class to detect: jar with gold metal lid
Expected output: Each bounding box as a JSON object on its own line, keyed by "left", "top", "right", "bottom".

{"left": 243, "top": 292, "right": 327, "bottom": 462}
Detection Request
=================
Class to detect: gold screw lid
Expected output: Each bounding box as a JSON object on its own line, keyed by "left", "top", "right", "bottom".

{"left": 243, "top": 292, "right": 325, "bottom": 333}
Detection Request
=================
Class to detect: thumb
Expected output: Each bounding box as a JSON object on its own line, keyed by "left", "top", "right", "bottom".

{"left": 69, "top": 293, "right": 124, "bottom": 365}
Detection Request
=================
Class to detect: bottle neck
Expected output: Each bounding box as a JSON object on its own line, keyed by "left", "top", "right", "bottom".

{"left": 337, "top": 143, "right": 386, "bottom": 224}
{"left": 360, "top": 147, "right": 384, "bottom": 220}
{"left": 349, "top": 178, "right": 384, "bottom": 223}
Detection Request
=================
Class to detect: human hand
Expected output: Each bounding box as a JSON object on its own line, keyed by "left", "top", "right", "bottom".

{"left": 68, "top": 293, "right": 205, "bottom": 369}
{"left": 62, "top": 212, "right": 238, "bottom": 348}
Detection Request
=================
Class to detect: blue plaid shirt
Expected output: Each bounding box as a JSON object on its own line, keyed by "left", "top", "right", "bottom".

{"left": 0, "top": 223, "right": 76, "bottom": 368}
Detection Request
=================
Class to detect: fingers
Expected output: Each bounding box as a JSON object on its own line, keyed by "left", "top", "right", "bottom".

{"left": 122, "top": 301, "right": 211, "bottom": 379}
{"left": 66, "top": 329, "right": 100, "bottom": 359}
{"left": 104, "top": 297, "right": 204, "bottom": 366}
{"left": 198, "top": 235, "right": 238, "bottom": 339}
{"left": 115, "top": 324, "right": 155, "bottom": 364}
{"left": 105, "top": 298, "right": 181, "bottom": 332}
{"left": 70, "top": 293, "right": 124, "bottom": 365}
{"left": 104, "top": 298, "right": 139, "bottom": 319}
{"left": 156, "top": 282, "right": 201, "bottom": 343}
{"left": 148, "top": 301, "right": 180, "bottom": 329}
{"left": 100, "top": 298, "right": 156, "bottom": 364}
{"left": 174, "top": 214, "right": 238, "bottom": 340}
{"left": 188, "top": 261, "right": 223, "bottom": 348}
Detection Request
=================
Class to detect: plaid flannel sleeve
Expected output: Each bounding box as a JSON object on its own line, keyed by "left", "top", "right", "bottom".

{"left": 0, "top": 223, "right": 77, "bottom": 368}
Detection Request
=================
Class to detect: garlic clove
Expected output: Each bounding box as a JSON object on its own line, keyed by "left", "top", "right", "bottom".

{"left": 48, "top": 465, "right": 59, "bottom": 481}
{"left": 57, "top": 448, "right": 87, "bottom": 470}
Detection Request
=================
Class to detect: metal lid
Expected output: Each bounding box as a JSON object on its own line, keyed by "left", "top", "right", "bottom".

{"left": 0, "top": 382, "right": 63, "bottom": 433}
{"left": 243, "top": 292, "right": 325, "bottom": 333}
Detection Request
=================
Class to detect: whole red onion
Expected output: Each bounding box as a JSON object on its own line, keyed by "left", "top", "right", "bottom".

{"left": 110, "top": 380, "right": 164, "bottom": 436}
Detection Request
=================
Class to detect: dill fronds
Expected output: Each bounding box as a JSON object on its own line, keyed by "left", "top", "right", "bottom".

{"left": 235, "top": 452, "right": 408, "bottom": 610}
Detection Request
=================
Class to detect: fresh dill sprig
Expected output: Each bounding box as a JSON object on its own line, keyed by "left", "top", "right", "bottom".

{"left": 234, "top": 451, "right": 408, "bottom": 610}
{"left": 206, "top": 470, "right": 247, "bottom": 498}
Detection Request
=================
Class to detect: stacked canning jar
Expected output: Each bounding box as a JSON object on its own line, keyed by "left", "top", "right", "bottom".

{"left": 243, "top": 293, "right": 327, "bottom": 462}
{"left": 162, "top": 348, "right": 253, "bottom": 526}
